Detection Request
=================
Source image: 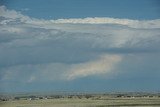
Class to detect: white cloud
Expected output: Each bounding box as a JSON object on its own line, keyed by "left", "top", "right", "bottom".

{"left": 0, "top": 6, "right": 30, "bottom": 24}
{"left": 1, "top": 5, "right": 160, "bottom": 29}
{"left": 50, "top": 17, "right": 160, "bottom": 28}
{"left": 65, "top": 54, "right": 122, "bottom": 80}
{"left": 0, "top": 26, "right": 25, "bottom": 33}
{"left": 0, "top": 55, "right": 122, "bottom": 82}
{"left": 0, "top": 6, "right": 160, "bottom": 83}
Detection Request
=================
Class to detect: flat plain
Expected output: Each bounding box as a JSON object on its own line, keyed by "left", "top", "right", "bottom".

{"left": 1, "top": 97, "right": 160, "bottom": 107}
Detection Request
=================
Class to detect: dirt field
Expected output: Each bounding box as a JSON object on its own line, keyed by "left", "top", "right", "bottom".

{"left": 1, "top": 97, "right": 160, "bottom": 107}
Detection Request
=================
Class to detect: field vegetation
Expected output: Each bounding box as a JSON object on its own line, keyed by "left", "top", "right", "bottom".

{"left": 0, "top": 92, "right": 160, "bottom": 107}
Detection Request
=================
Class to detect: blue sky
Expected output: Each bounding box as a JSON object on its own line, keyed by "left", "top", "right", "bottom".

{"left": 1, "top": 0, "right": 160, "bottom": 19}
{"left": 0, "top": 0, "right": 160, "bottom": 93}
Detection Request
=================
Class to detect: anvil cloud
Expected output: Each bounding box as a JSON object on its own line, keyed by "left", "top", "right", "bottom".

{"left": 0, "top": 6, "right": 160, "bottom": 92}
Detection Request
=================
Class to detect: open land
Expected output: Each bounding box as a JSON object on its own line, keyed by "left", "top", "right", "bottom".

{"left": 1, "top": 92, "right": 160, "bottom": 107}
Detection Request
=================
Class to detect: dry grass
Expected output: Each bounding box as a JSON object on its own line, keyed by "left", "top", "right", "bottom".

{"left": 0, "top": 97, "right": 160, "bottom": 107}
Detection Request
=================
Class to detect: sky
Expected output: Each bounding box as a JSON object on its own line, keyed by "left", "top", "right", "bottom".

{"left": 0, "top": 0, "right": 160, "bottom": 93}
{"left": 0, "top": 0, "right": 160, "bottom": 19}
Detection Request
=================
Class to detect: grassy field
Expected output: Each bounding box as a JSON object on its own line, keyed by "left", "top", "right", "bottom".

{"left": 1, "top": 97, "right": 160, "bottom": 107}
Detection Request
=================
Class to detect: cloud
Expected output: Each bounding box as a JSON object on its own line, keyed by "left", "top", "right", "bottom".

{"left": 0, "top": 54, "right": 121, "bottom": 82}
{"left": 50, "top": 17, "right": 160, "bottom": 28}
{"left": 0, "top": 6, "right": 30, "bottom": 24}
{"left": 65, "top": 54, "right": 122, "bottom": 80}
{"left": 0, "top": 5, "right": 160, "bottom": 84}
{"left": 1, "top": 5, "right": 160, "bottom": 29}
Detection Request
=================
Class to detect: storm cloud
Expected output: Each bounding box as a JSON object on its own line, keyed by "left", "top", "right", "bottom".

{"left": 0, "top": 5, "right": 160, "bottom": 90}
